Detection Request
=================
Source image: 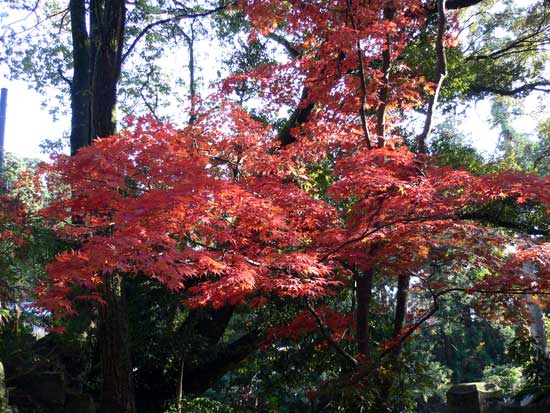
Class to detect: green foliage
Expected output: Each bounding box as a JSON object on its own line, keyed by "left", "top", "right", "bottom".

{"left": 509, "top": 326, "right": 550, "bottom": 388}
{"left": 163, "top": 397, "right": 233, "bottom": 413}
{"left": 430, "top": 118, "right": 485, "bottom": 171}
{"left": 483, "top": 364, "right": 525, "bottom": 398}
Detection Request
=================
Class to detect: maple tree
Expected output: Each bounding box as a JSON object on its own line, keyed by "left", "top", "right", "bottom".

{"left": 2, "top": 0, "right": 550, "bottom": 411}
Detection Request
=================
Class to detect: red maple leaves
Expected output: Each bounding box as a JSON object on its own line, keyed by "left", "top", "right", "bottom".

{"left": 1, "top": 0, "right": 544, "bottom": 349}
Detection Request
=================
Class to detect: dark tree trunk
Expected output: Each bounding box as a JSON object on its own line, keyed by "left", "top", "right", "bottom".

{"left": 90, "top": 0, "right": 126, "bottom": 139}
{"left": 377, "top": 274, "right": 411, "bottom": 410}
{"left": 391, "top": 274, "right": 411, "bottom": 357}
{"left": 97, "top": 274, "right": 136, "bottom": 413}
{"left": 69, "top": 0, "right": 132, "bottom": 411}
{"left": 356, "top": 269, "right": 374, "bottom": 357}
{"left": 69, "top": 0, "right": 91, "bottom": 154}
{"left": 88, "top": 1, "right": 132, "bottom": 412}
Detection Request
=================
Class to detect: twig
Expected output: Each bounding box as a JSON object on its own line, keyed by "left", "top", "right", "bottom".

{"left": 305, "top": 299, "right": 358, "bottom": 366}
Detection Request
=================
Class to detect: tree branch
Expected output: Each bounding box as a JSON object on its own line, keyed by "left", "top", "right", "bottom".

{"left": 267, "top": 32, "right": 301, "bottom": 58}
{"left": 417, "top": 0, "right": 447, "bottom": 153}
{"left": 375, "top": 6, "right": 395, "bottom": 147}
{"left": 305, "top": 299, "right": 358, "bottom": 367}
{"left": 346, "top": 0, "right": 373, "bottom": 148}
{"left": 122, "top": 2, "right": 234, "bottom": 64}
{"left": 469, "top": 81, "right": 550, "bottom": 96}
{"left": 446, "top": 0, "right": 486, "bottom": 9}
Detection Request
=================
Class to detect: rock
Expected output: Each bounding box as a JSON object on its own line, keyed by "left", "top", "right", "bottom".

{"left": 0, "top": 362, "right": 7, "bottom": 413}
{"left": 520, "top": 393, "right": 536, "bottom": 407}
{"left": 516, "top": 396, "right": 550, "bottom": 413}
{"left": 447, "top": 382, "right": 502, "bottom": 413}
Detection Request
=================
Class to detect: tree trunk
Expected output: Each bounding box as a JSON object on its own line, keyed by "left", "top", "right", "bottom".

{"left": 69, "top": 0, "right": 132, "bottom": 411}
{"left": 356, "top": 269, "right": 374, "bottom": 357}
{"left": 527, "top": 296, "right": 548, "bottom": 356}
{"left": 69, "top": 0, "right": 91, "bottom": 154}
{"left": 97, "top": 274, "right": 135, "bottom": 413}
{"left": 391, "top": 274, "right": 411, "bottom": 357}
{"left": 89, "top": 1, "right": 133, "bottom": 412}
{"left": 377, "top": 274, "right": 411, "bottom": 410}
{"left": 90, "top": 0, "right": 126, "bottom": 140}
{"left": 0, "top": 361, "right": 7, "bottom": 413}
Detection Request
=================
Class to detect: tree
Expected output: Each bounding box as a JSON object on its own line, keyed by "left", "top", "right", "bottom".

{"left": 3, "top": 0, "right": 550, "bottom": 411}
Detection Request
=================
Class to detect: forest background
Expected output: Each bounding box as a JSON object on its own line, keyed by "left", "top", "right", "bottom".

{"left": 1, "top": 1, "right": 550, "bottom": 412}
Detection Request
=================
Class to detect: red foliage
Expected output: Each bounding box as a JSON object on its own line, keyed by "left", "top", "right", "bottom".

{"left": 30, "top": 0, "right": 550, "bottom": 348}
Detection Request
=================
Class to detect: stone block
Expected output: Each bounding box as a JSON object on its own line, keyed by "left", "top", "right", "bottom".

{"left": 0, "top": 362, "right": 7, "bottom": 413}
{"left": 447, "top": 382, "right": 502, "bottom": 413}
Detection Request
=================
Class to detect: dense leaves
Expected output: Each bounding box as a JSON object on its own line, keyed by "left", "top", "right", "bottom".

{"left": 2, "top": 0, "right": 550, "bottom": 411}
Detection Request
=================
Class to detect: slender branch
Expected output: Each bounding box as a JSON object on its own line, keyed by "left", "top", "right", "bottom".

{"left": 346, "top": 0, "right": 373, "bottom": 148}
{"left": 122, "top": 2, "right": 234, "bottom": 63}
{"left": 469, "top": 33, "right": 547, "bottom": 61}
{"left": 305, "top": 299, "right": 358, "bottom": 366}
{"left": 375, "top": 6, "right": 395, "bottom": 147}
{"left": 267, "top": 32, "right": 301, "bottom": 58}
{"left": 139, "top": 89, "right": 160, "bottom": 122}
{"left": 417, "top": 0, "right": 447, "bottom": 154}
{"left": 469, "top": 81, "right": 550, "bottom": 96}
{"left": 57, "top": 66, "right": 72, "bottom": 87}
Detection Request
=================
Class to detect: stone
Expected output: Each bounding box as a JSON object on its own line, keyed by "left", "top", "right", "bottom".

{"left": 0, "top": 362, "right": 7, "bottom": 413}
{"left": 447, "top": 382, "right": 502, "bottom": 413}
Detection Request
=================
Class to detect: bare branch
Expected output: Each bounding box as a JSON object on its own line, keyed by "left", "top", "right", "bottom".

{"left": 122, "top": 2, "right": 235, "bottom": 64}
{"left": 375, "top": 6, "right": 395, "bottom": 147}
{"left": 267, "top": 32, "right": 301, "bottom": 58}
{"left": 305, "top": 299, "right": 359, "bottom": 367}
{"left": 469, "top": 81, "right": 550, "bottom": 96}
{"left": 345, "top": 0, "right": 373, "bottom": 148}
{"left": 417, "top": 0, "right": 448, "bottom": 154}
{"left": 57, "top": 66, "right": 71, "bottom": 87}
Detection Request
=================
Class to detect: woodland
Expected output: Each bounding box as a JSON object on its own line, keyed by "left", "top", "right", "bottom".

{"left": 0, "top": 0, "right": 550, "bottom": 412}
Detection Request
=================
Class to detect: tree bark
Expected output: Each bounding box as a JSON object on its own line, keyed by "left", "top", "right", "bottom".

{"left": 377, "top": 274, "right": 411, "bottom": 409}
{"left": 97, "top": 274, "right": 136, "bottom": 413}
{"left": 69, "top": 0, "right": 91, "bottom": 154}
{"left": 356, "top": 269, "right": 374, "bottom": 357}
{"left": 90, "top": 0, "right": 126, "bottom": 140}
{"left": 88, "top": 2, "right": 133, "bottom": 412}
{"left": 68, "top": 0, "right": 133, "bottom": 411}
{"left": 527, "top": 295, "right": 548, "bottom": 356}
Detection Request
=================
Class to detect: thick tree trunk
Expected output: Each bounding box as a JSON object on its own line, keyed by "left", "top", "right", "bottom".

{"left": 89, "top": 1, "right": 133, "bottom": 412}
{"left": 356, "top": 269, "right": 374, "bottom": 357}
{"left": 90, "top": 0, "right": 126, "bottom": 140}
{"left": 69, "top": 0, "right": 132, "bottom": 411}
{"left": 69, "top": 0, "right": 91, "bottom": 154}
{"left": 97, "top": 274, "right": 136, "bottom": 413}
